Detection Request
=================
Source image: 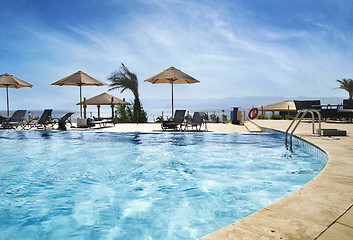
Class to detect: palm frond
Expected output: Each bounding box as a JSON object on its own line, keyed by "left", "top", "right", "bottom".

{"left": 335, "top": 78, "right": 353, "bottom": 99}
{"left": 107, "top": 63, "right": 143, "bottom": 122}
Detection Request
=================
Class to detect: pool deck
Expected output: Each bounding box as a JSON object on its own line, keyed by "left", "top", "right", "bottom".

{"left": 77, "top": 122, "right": 247, "bottom": 133}
{"left": 7, "top": 120, "right": 353, "bottom": 239}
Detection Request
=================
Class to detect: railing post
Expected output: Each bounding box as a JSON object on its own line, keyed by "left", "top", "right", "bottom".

{"left": 286, "top": 109, "right": 321, "bottom": 149}
{"left": 285, "top": 110, "right": 302, "bottom": 147}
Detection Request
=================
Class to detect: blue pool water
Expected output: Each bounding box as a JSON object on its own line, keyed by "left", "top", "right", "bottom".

{"left": 0, "top": 130, "right": 327, "bottom": 240}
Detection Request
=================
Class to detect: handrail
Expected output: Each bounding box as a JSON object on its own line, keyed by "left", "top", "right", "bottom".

{"left": 285, "top": 109, "right": 321, "bottom": 149}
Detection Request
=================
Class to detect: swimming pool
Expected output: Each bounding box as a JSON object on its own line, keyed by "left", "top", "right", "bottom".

{"left": 0, "top": 130, "right": 327, "bottom": 240}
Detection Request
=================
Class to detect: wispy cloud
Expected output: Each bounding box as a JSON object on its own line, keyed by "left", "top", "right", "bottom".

{"left": 2, "top": 0, "right": 353, "bottom": 111}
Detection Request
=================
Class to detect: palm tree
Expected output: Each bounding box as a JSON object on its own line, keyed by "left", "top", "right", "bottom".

{"left": 108, "top": 63, "right": 142, "bottom": 123}
{"left": 336, "top": 78, "right": 353, "bottom": 100}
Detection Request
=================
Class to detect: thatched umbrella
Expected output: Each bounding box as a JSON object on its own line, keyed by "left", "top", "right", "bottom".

{"left": 144, "top": 66, "right": 199, "bottom": 117}
{"left": 0, "top": 73, "right": 33, "bottom": 117}
{"left": 77, "top": 92, "right": 129, "bottom": 119}
{"left": 259, "top": 100, "right": 296, "bottom": 112}
{"left": 259, "top": 100, "right": 296, "bottom": 117}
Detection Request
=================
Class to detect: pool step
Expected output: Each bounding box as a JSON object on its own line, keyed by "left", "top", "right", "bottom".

{"left": 244, "top": 121, "right": 263, "bottom": 132}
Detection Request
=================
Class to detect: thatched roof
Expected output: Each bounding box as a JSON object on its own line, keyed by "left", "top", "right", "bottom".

{"left": 77, "top": 92, "right": 128, "bottom": 105}
{"left": 259, "top": 100, "right": 296, "bottom": 112}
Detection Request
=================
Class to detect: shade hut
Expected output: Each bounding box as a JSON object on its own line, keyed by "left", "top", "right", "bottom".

{"left": 259, "top": 100, "right": 296, "bottom": 117}
{"left": 77, "top": 92, "right": 128, "bottom": 119}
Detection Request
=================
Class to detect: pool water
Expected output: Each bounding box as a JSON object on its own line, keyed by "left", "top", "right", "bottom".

{"left": 0, "top": 130, "right": 327, "bottom": 240}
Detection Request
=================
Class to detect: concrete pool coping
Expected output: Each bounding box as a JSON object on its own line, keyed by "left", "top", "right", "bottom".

{"left": 200, "top": 120, "right": 353, "bottom": 240}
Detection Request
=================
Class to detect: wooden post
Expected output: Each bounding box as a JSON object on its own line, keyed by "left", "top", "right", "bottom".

{"left": 83, "top": 105, "right": 87, "bottom": 118}
{"left": 111, "top": 98, "right": 114, "bottom": 123}
{"left": 97, "top": 105, "right": 101, "bottom": 118}
{"left": 83, "top": 97, "right": 87, "bottom": 118}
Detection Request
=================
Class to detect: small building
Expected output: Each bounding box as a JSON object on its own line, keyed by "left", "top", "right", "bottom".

{"left": 77, "top": 92, "right": 129, "bottom": 119}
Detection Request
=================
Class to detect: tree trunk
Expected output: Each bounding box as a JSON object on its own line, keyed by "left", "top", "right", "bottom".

{"left": 134, "top": 98, "right": 141, "bottom": 123}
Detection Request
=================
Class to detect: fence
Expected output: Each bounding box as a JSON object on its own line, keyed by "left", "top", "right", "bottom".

{"left": 147, "top": 108, "right": 252, "bottom": 123}
{"left": 3, "top": 108, "right": 282, "bottom": 123}
{"left": 146, "top": 108, "right": 288, "bottom": 123}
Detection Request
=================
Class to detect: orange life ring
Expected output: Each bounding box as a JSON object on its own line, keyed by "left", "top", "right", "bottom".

{"left": 248, "top": 108, "right": 258, "bottom": 120}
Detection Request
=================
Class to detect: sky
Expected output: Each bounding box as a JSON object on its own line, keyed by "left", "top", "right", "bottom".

{"left": 1, "top": 0, "right": 353, "bottom": 116}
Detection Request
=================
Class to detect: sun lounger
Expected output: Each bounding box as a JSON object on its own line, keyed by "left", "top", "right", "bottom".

{"left": 185, "top": 112, "right": 206, "bottom": 131}
{"left": 23, "top": 109, "right": 53, "bottom": 130}
{"left": 338, "top": 99, "right": 353, "bottom": 119}
{"left": 0, "top": 115, "right": 6, "bottom": 124}
{"left": 50, "top": 112, "right": 74, "bottom": 130}
{"left": 293, "top": 100, "right": 321, "bottom": 111}
{"left": 343, "top": 99, "right": 353, "bottom": 109}
{"left": 87, "top": 117, "right": 112, "bottom": 128}
{"left": 1, "top": 110, "right": 26, "bottom": 129}
{"left": 161, "top": 110, "right": 186, "bottom": 131}
{"left": 317, "top": 100, "right": 353, "bottom": 120}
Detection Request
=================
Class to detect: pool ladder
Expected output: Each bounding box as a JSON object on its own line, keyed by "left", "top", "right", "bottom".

{"left": 285, "top": 109, "right": 321, "bottom": 149}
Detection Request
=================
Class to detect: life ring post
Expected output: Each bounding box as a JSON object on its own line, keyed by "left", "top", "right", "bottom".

{"left": 248, "top": 108, "right": 259, "bottom": 120}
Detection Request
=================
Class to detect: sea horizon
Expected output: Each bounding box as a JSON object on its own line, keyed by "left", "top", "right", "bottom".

{"left": 1, "top": 95, "right": 347, "bottom": 122}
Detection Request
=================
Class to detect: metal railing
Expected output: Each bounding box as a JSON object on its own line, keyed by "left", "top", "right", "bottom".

{"left": 285, "top": 109, "right": 321, "bottom": 149}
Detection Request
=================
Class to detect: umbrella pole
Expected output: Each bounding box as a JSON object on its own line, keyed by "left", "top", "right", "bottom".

{"left": 6, "top": 86, "right": 9, "bottom": 117}
{"left": 79, "top": 85, "right": 83, "bottom": 118}
{"left": 171, "top": 80, "right": 174, "bottom": 118}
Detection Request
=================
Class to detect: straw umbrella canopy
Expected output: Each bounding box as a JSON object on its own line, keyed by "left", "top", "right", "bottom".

{"left": 77, "top": 92, "right": 129, "bottom": 119}
{"left": 0, "top": 73, "right": 33, "bottom": 117}
{"left": 258, "top": 100, "right": 296, "bottom": 117}
{"left": 259, "top": 100, "right": 296, "bottom": 112}
{"left": 144, "top": 66, "right": 199, "bottom": 117}
{"left": 52, "top": 70, "right": 106, "bottom": 118}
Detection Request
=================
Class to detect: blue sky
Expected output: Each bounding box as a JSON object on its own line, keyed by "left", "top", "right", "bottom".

{"left": 1, "top": 0, "right": 353, "bottom": 114}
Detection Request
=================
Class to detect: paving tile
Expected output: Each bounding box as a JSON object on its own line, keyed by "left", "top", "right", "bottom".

{"left": 308, "top": 173, "right": 353, "bottom": 197}
{"left": 233, "top": 208, "right": 326, "bottom": 240}
{"left": 316, "top": 162, "right": 353, "bottom": 182}
{"left": 265, "top": 192, "right": 345, "bottom": 226}
{"left": 337, "top": 207, "right": 353, "bottom": 228}
{"left": 292, "top": 184, "right": 353, "bottom": 209}
{"left": 316, "top": 223, "right": 353, "bottom": 240}
{"left": 199, "top": 224, "right": 271, "bottom": 240}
